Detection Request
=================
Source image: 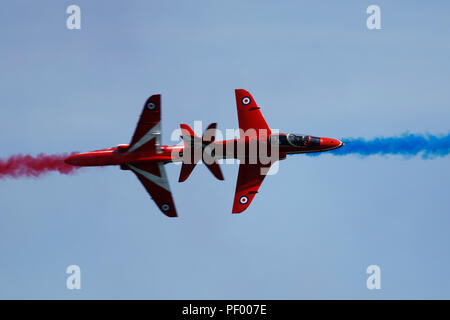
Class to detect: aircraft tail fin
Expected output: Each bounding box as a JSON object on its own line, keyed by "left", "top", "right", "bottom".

{"left": 178, "top": 124, "right": 200, "bottom": 182}
{"left": 202, "top": 123, "right": 224, "bottom": 181}
{"left": 178, "top": 163, "right": 197, "bottom": 182}
{"left": 178, "top": 123, "right": 224, "bottom": 182}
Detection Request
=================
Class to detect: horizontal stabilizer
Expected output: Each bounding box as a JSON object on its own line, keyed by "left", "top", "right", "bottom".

{"left": 178, "top": 123, "right": 224, "bottom": 182}
{"left": 179, "top": 163, "right": 196, "bottom": 182}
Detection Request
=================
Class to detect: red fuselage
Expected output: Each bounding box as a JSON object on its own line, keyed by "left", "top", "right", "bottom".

{"left": 64, "top": 134, "right": 343, "bottom": 167}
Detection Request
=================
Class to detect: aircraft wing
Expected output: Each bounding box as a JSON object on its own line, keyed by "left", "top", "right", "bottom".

{"left": 126, "top": 163, "right": 177, "bottom": 217}
{"left": 232, "top": 162, "right": 271, "bottom": 214}
{"left": 235, "top": 89, "right": 271, "bottom": 136}
{"left": 128, "top": 94, "right": 162, "bottom": 153}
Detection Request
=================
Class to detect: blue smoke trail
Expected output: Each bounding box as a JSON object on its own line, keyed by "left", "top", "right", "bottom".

{"left": 327, "top": 132, "right": 450, "bottom": 158}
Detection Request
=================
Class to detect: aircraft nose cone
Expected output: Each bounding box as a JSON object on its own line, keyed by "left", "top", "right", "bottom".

{"left": 320, "top": 137, "right": 344, "bottom": 149}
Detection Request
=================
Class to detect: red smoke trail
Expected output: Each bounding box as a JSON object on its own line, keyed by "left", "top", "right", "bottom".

{"left": 0, "top": 153, "right": 81, "bottom": 179}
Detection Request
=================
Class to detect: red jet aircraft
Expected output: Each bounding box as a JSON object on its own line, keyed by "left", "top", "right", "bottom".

{"left": 65, "top": 89, "right": 344, "bottom": 217}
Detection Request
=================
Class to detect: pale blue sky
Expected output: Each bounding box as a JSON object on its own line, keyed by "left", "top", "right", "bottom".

{"left": 1, "top": 0, "right": 450, "bottom": 299}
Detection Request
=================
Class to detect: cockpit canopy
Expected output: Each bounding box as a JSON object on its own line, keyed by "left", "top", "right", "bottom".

{"left": 287, "top": 134, "right": 310, "bottom": 147}
{"left": 270, "top": 134, "right": 320, "bottom": 147}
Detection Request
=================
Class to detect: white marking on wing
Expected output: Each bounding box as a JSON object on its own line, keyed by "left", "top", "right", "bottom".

{"left": 128, "top": 122, "right": 161, "bottom": 153}
{"left": 127, "top": 163, "right": 170, "bottom": 192}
